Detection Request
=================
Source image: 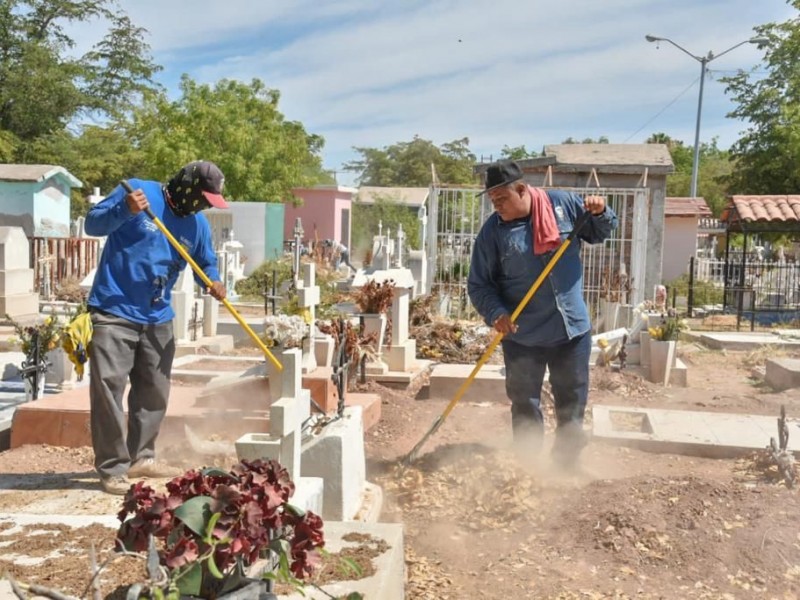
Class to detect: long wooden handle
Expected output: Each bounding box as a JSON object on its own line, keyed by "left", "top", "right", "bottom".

{"left": 121, "top": 180, "right": 283, "bottom": 371}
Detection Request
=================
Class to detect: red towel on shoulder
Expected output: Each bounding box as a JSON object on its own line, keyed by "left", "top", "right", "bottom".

{"left": 528, "top": 186, "right": 561, "bottom": 255}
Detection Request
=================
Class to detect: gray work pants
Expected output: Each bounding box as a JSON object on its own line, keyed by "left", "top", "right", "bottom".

{"left": 89, "top": 310, "right": 175, "bottom": 478}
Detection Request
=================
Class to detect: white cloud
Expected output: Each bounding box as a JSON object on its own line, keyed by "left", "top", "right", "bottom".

{"left": 66, "top": 0, "right": 796, "bottom": 183}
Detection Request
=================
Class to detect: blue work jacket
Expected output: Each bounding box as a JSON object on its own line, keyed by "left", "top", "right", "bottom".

{"left": 467, "top": 189, "right": 618, "bottom": 347}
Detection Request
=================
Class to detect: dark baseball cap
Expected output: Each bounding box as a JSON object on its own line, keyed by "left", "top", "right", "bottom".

{"left": 172, "top": 161, "right": 229, "bottom": 209}
{"left": 482, "top": 159, "right": 524, "bottom": 195}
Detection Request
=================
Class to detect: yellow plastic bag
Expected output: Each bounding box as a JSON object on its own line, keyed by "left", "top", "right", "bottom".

{"left": 62, "top": 312, "right": 92, "bottom": 381}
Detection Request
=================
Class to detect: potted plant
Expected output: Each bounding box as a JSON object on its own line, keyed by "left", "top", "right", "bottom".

{"left": 632, "top": 300, "right": 658, "bottom": 369}
{"left": 647, "top": 310, "right": 689, "bottom": 386}
{"left": 116, "top": 458, "right": 325, "bottom": 599}
{"left": 352, "top": 279, "right": 394, "bottom": 356}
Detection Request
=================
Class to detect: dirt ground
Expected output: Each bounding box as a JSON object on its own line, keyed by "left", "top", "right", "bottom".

{"left": 1, "top": 343, "right": 800, "bottom": 599}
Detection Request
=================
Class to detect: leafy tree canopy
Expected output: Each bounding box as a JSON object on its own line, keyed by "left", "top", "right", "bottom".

{"left": 500, "top": 144, "right": 540, "bottom": 160}
{"left": 0, "top": 0, "right": 161, "bottom": 141}
{"left": 646, "top": 133, "right": 733, "bottom": 216}
{"left": 344, "top": 136, "right": 477, "bottom": 186}
{"left": 722, "top": 1, "right": 800, "bottom": 194}
{"left": 125, "top": 76, "right": 331, "bottom": 202}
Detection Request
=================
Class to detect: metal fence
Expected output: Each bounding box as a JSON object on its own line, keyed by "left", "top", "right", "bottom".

{"left": 686, "top": 255, "right": 800, "bottom": 330}
{"left": 426, "top": 185, "right": 650, "bottom": 325}
{"left": 426, "top": 186, "right": 486, "bottom": 320}
{"left": 30, "top": 236, "right": 101, "bottom": 299}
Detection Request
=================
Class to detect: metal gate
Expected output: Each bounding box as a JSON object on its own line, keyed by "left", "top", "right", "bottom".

{"left": 426, "top": 185, "right": 649, "bottom": 324}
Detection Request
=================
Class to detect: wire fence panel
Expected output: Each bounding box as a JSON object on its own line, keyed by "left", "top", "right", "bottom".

{"left": 681, "top": 256, "right": 799, "bottom": 331}
{"left": 426, "top": 187, "right": 485, "bottom": 321}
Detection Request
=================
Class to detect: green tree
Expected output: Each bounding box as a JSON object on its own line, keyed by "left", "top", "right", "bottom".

{"left": 17, "top": 125, "right": 145, "bottom": 219}
{"left": 722, "top": 5, "right": 797, "bottom": 193}
{"left": 0, "top": 0, "right": 161, "bottom": 142}
{"left": 351, "top": 196, "right": 421, "bottom": 260}
{"left": 562, "top": 136, "right": 610, "bottom": 144}
{"left": 647, "top": 134, "right": 733, "bottom": 216}
{"left": 126, "top": 76, "right": 330, "bottom": 201}
{"left": 0, "top": 129, "right": 17, "bottom": 161}
{"left": 345, "top": 136, "right": 477, "bottom": 186}
{"left": 500, "top": 144, "right": 539, "bottom": 160}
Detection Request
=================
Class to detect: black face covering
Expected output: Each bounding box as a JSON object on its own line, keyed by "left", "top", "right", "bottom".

{"left": 165, "top": 168, "right": 211, "bottom": 217}
{"left": 164, "top": 176, "right": 211, "bottom": 217}
{"left": 165, "top": 161, "right": 227, "bottom": 217}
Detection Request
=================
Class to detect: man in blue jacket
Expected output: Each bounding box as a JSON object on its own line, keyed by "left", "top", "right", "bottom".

{"left": 85, "top": 161, "right": 228, "bottom": 494}
{"left": 467, "top": 160, "right": 618, "bottom": 468}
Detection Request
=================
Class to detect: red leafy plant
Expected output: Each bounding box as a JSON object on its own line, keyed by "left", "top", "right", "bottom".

{"left": 116, "top": 459, "right": 324, "bottom": 598}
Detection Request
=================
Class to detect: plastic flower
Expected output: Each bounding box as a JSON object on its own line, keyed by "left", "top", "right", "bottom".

{"left": 263, "top": 314, "right": 307, "bottom": 348}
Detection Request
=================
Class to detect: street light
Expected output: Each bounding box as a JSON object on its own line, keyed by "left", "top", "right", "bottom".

{"left": 645, "top": 34, "right": 767, "bottom": 198}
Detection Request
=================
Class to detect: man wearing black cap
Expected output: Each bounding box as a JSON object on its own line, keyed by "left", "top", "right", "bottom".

{"left": 85, "top": 161, "right": 229, "bottom": 494}
{"left": 468, "top": 159, "right": 618, "bottom": 468}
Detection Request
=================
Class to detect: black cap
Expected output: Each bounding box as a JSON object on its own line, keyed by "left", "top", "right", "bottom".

{"left": 168, "top": 161, "right": 228, "bottom": 209}
{"left": 482, "top": 159, "right": 524, "bottom": 194}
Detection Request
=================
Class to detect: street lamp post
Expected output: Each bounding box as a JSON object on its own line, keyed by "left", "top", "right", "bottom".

{"left": 645, "top": 35, "right": 767, "bottom": 198}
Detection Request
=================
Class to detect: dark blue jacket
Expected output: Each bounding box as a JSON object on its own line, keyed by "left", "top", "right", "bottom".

{"left": 86, "top": 179, "right": 221, "bottom": 324}
{"left": 467, "top": 189, "right": 617, "bottom": 347}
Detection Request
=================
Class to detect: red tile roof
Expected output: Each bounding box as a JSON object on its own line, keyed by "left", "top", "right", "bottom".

{"left": 721, "top": 195, "right": 800, "bottom": 223}
{"left": 665, "top": 197, "right": 712, "bottom": 218}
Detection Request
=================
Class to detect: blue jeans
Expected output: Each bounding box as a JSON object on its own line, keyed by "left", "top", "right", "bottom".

{"left": 502, "top": 332, "right": 591, "bottom": 456}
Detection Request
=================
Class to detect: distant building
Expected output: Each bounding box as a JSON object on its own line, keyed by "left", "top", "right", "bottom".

{"left": 0, "top": 164, "right": 82, "bottom": 237}
{"left": 284, "top": 185, "right": 357, "bottom": 250}
{"left": 663, "top": 197, "right": 712, "bottom": 282}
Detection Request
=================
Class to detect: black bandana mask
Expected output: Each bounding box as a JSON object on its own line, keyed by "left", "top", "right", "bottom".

{"left": 165, "top": 181, "right": 210, "bottom": 217}
{"left": 165, "top": 161, "right": 227, "bottom": 217}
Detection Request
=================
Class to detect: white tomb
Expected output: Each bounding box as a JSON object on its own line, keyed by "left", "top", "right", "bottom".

{"left": 235, "top": 348, "right": 324, "bottom": 514}
{"left": 0, "top": 227, "right": 38, "bottom": 319}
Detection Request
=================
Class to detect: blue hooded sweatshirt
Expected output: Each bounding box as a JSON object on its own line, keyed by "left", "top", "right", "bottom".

{"left": 85, "top": 179, "right": 221, "bottom": 325}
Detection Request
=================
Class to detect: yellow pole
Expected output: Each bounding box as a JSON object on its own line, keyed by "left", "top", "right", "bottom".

{"left": 121, "top": 181, "right": 283, "bottom": 371}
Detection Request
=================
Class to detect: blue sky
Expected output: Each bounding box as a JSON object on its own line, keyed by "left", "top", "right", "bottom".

{"left": 72, "top": 0, "right": 795, "bottom": 186}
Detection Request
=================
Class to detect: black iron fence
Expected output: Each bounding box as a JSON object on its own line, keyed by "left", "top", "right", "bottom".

{"left": 680, "top": 256, "right": 800, "bottom": 331}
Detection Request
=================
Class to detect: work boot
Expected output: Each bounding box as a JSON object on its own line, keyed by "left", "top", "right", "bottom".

{"left": 128, "top": 458, "right": 180, "bottom": 479}
{"left": 100, "top": 474, "right": 131, "bottom": 496}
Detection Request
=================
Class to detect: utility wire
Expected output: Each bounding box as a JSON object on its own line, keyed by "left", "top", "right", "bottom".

{"left": 624, "top": 77, "right": 700, "bottom": 143}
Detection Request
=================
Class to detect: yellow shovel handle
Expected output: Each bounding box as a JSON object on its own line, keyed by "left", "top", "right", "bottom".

{"left": 121, "top": 181, "right": 283, "bottom": 371}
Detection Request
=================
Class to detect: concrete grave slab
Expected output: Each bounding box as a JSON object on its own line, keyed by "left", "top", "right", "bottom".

{"left": 174, "top": 334, "right": 235, "bottom": 358}
{"left": 301, "top": 406, "right": 366, "bottom": 521}
{"left": 428, "top": 362, "right": 507, "bottom": 403}
{"left": 366, "top": 359, "right": 433, "bottom": 388}
{"left": 697, "top": 331, "right": 800, "bottom": 351}
{"left": 593, "top": 404, "right": 800, "bottom": 458}
{"left": 282, "top": 520, "right": 404, "bottom": 600}
{"left": 765, "top": 358, "right": 800, "bottom": 392}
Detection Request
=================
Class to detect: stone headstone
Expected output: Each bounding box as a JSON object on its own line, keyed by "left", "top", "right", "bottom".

{"left": 171, "top": 266, "right": 196, "bottom": 342}
{"left": 202, "top": 294, "right": 218, "bottom": 337}
{"left": 298, "top": 263, "right": 320, "bottom": 373}
{"left": 301, "top": 405, "right": 366, "bottom": 520}
{"left": 407, "top": 250, "right": 427, "bottom": 298}
{"left": 236, "top": 349, "right": 310, "bottom": 480}
{"left": 386, "top": 284, "right": 417, "bottom": 372}
{"left": 371, "top": 235, "right": 393, "bottom": 271}
{"left": 0, "top": 227, "right": 38, "bottom": 319}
